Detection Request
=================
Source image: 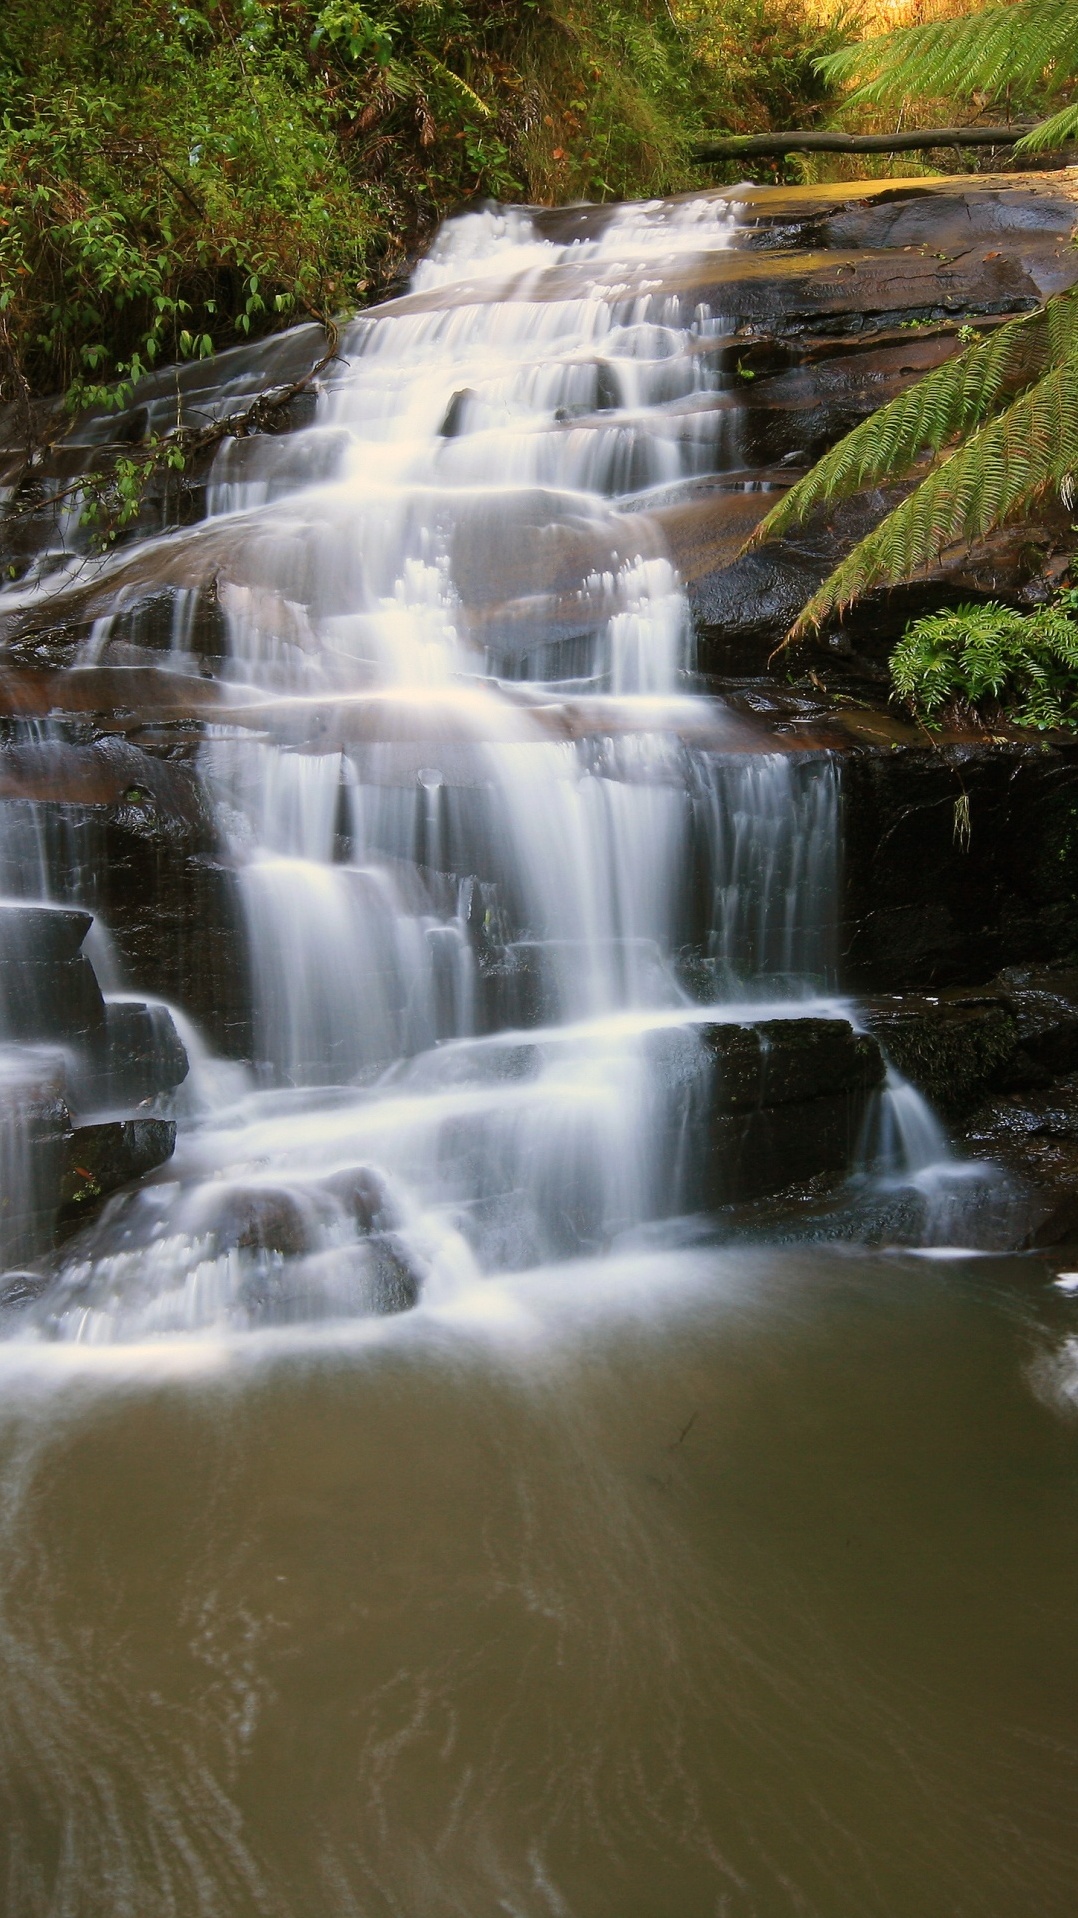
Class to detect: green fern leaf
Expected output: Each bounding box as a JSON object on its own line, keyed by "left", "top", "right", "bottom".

{"left": 788, "top": 354, "right": 1078, "bottom": 637}
{"left": 745, "top": 288, "right": 1078, "bottom": 550}
{"left": 1016, "top": 100, "right": 1078, "bottom": 148}
{"left": 819, "top": 0, "right": 1078, "bottom": 111}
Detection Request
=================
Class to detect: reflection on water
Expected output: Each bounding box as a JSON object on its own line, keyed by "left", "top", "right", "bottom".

{"left": 0, "top": 1248, "right": 1077, "bottom": 1916}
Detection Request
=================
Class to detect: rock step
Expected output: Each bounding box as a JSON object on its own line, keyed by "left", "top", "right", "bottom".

{"left": 645, "top": 1014, "right": 885, "bottom": 1205}
{"left": 0, "top": 903, "right": 93, "bottom": 961}
{"left": 700, "top": 1016, "right": 883, "bottom": 1203}
{"left": 0, "top": 955, "right": 106, "bottom": 1044}
{"left": 57, "top": 1119, "right": 177, "bottom": 1236}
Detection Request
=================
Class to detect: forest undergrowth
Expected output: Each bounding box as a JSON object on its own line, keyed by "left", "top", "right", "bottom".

{"left": 0, "top": 0, "right": 841, "bottom": 414}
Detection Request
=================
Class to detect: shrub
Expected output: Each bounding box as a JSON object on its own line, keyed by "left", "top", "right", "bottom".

{"left": 890, "top": 590, "right": 1078, "bottom": 730}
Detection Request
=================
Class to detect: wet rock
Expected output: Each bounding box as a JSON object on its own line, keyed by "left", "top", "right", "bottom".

{"left": 324, "top": 1165, "right": 401, "bottom": 1232}
{"left": 440, "top": 388, "right": 476, "bottom": 436}
{"left": 993, "top": 964, "right": 1078, "bottom": 1077}
{"left": 0, "top": 956, "right": 106, "bottom": 1045}
{"left": 75, "top": 1000, "right": 190, "bottom": 1111}
{"left": 645, "top": 1016, "right": 885, "bottom": 1206}
{"left": 840, "top": 743, "right": 1078, "bottom": 992}
{"left": 695, "top": 1017, "right": 884, "bottom": 1204}
{"left": 0, "top": 1055, "right": 74, "bottom": 1260}
{"left": 57, "top": 1118, "right": 176, "bottom": 1231}
{"left": 705, "top": 1092, "right": 873, "bottom": 1205}
{"left": 478, "top": 944, "right": 546, "bottom": 1030}
{"left": 697, "top": 1016, "right": 884, "bottom": 1108}
{"left": 0, "top": 1269, "right": 52, "bottom": 1312}
{"left": 0, "top": 738, "right": 250, "bottom": 1057}
{"left": 962, "top": 1076, "right": 1078, "bottom": 1245}
{"left": 207, "top": 1186, "right": 313, "bottom": 1259}
{"left": 364, "top": 1235, "right": 422, "bottom": 1313}
{"left": 688, "top": 482, "right": 1075, "bottom": 676}
{"left": 862, "top": 993, "right": 1018, "bottom": 1114}
{"left": 733, "top": 176, "right": 1078, "bottom": 271}
{"left": 386, "top": 229, "right": 1070, "bottom": 331}
{"left": 0, "top": 903, "right": 92, "bottom": 961}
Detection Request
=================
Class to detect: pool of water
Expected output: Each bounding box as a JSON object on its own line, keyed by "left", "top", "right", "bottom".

{"left": 2, "top": 1244, "right": 1076, "bottom": 1916}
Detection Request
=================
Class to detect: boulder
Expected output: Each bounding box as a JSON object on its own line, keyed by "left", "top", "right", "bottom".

{"left": 861, "top": 992, "right": 1018, "bottom": 1114}
{"left": 75, "top": 1000, "right": 190, "bottom": 1111}
{"left": 323, "top": 1165, "right": 401, "bottom": 1232}
{"left": 204, "top": 1186, "right": 314, "bottom": 1259}
{"left": 0, "top": 955, "right": 105, "bottom": 1045}
{"left": 57, "top": 1119, "right": 176, "bottom": 1233}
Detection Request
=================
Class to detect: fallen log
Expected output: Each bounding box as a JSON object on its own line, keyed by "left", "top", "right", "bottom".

{"left": 691, "top": 125, "right": 1043, "bottom": 162}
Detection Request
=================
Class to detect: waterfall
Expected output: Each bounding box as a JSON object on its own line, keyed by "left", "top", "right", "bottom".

{"left": 0, "top": 189, "right": 970, "bottom": 1341}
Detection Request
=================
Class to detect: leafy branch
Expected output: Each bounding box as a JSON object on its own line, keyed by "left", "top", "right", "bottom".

{"left": 8, "top": 317, "right": 340, "bottom": 548}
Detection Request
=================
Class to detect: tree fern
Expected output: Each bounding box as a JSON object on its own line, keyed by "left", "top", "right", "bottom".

{"left": 786, "top": 352, "right": 1078, "bottom": 635}
{"left": 748, "top": 288, "right": 1078, "bottom": 549}
{"left": 819, "top": 0, "right": 1078, "bottom": 143}
{"left": 742, "top": 0, "right": 1078, "bottom": 640}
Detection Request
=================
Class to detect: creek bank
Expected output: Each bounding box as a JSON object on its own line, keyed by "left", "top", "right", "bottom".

{"left": 859, "top": 966, "right": 1078, "bottom": 1244}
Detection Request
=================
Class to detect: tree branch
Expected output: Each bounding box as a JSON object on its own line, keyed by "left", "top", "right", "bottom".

{"left": 690, "top": 124, "right": 1044, "bottom": 161}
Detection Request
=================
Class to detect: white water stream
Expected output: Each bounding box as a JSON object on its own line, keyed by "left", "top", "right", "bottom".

{"left": 0, "top": 195, "right": 981, "bottom": 1342}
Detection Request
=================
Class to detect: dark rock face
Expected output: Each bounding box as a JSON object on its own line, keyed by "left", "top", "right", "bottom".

{"left": 840, "top": 744, "right": 1078, "bottom": 991}
{"left": 706, "top": 1092, "right": 873, "bottom": 1205}
{"left": 964, "top": 1080, "right": 1078, "bottom": 1245}
{"left": 0, "top": 903, "right": 93, "bottom": 961}
{"left": 995, "top": 963, "right": 1078, "bottom": 1075}
{"left": 0, "top": 895, "right": 187, "bottom": 1264}
{"left": 648, "top": 1016, "right": 885, "bottom": 1205}
{"left": 57, "top": 1118, "right": 177, "bottom": 1233}
{"left": 852, "top": 966, "right": 1078, "bottom": 1243}
{"left": 73, "top": 1000, "right": 189, "bottom": 1111}
{"left": 0, "top": 955, "right": 105, "bottom": 1045}
{"left": 0, "top": 734, "right": 250, "bottom": 1056}
{"left": 862, "top": 993, "right": 1018, "bottom": 1114}
{"left": 699, "top": 1016, "right": 883, "bottom": 1108}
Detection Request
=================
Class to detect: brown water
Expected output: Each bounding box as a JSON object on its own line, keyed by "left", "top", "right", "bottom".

{"left": 1, "top": 1244, "right": 1077, "bottom": 1917}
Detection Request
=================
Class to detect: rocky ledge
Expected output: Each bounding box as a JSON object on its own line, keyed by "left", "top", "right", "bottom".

{"left": 860, "top": 965, "right": 1078, "bottom": 1244}
{"left": 0, "top": 901, "right": 187, "bottom": 1264}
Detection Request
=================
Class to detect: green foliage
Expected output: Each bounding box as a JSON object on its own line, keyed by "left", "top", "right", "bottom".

{"left": 0, "top": 0, "right": 839, "bottom": 411}
{"left": 749, "top": 289, "right": 1078, "bottom": 619}
{"left": 742, "top": 3, "right": 1078, "bottom": 640}
{"left": 791, "top": 349, "right": 1078, "bottom": 632}
{"left": 891, "top": 591, "right": 1078, "bottom": 729}
{"left": 818, "top": 0, "right": 1078, "bottom": 153}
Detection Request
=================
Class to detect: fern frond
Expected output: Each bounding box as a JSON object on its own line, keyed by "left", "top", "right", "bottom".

{"left": 1016, "top": 99, "right": 1078, "bottom": 148}
{"left": 746, "top": 289, "right": 1078, "bottom": 550}
{"left": 818, "top": 0, "right": 1078, "bottom": 109}
{"left": 788, "top": 354, "right": 1078, "bottom": 638}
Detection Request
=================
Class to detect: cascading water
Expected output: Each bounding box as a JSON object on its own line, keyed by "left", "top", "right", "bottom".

{"left": 0, "top": 191, "right": 972, "bottom": 1341}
